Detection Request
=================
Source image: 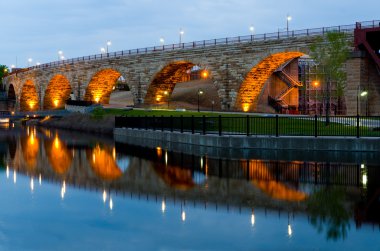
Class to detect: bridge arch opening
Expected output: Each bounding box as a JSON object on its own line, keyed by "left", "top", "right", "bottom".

{"left": 7, "top": 84, "right": 16, "bottom": 111}
{"left": 235, "top": 52, "right": 304, "bottom": 112}
{"left": 145, "top": 61, "right": 220, "bottom": 110}
{"left": 84, "top": 69, "right": 122, "bottom": 104}
{"left": 43, "top": 75, "right": 72, "bottom": 110}
{"left": 20, "top": 80, "right": 39, "bottom": 111}
{"left": 108, "top": 75, "right": 135, "bottom": 108}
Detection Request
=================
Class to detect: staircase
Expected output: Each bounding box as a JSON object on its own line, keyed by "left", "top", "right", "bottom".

{"left": 355, "top": 22, "right": 380, "bottom": 75}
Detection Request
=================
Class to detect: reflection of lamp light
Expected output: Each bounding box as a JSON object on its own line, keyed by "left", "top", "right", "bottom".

{"left": 109, "top": 197, "right": 113, "bottom": 210}
{"left": 165, "top": 151, "right": 168, "bottom": 166}
{"left": 6, "top": 165, "right": 9, "bottom": 179}
{"left": 251, "top": 210, "right": 255, "bottom": 226}
{"left": 288, "top": 224, "right": 292, "bottom": 237}
{"left": 30, "top": 177, "right": 34, "bottom": 192}
{"left": 161, "top": 200, "right": 166, "bottom": 213}
{"left": 181, "top": 210, "right": 186, "bottom": 222}
{"left": 39, "top": 174, "right": 42, "bottom": 185}
{"left": 103, "top": 190, "right": 107, "bottom": 203}
{"left": 13, "top": 170, "right": 17, "bottom": 184}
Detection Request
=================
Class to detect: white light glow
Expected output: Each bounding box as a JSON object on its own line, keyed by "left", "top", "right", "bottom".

{"left": 39, "top": 174, "right": 42, "bottom": 185}
{"left": 251, "top": 213, "right": 255, "bottom": 226}
{"left": 30, "top": 178, "right": 34, "bottom": 192}
{"left": 181, "top": 211, "right": 186, "bottom": 222}
{"left": 288, "top": 224, "right": 292, "bottom": 237}
{"left": 363, "top": 174, "right": 368, "bottom": 186}
{"left": 109, "top": 197, "right": 113, "bottom": 210}
{"left": 165, "top": 151, "right": 168, "bottom": 166}
{"left": 161, "top": 200, "right": 166, "bottom": 213}
{"left": 13, "top": 170, "right": 16, "bottom": 184}
{"left": 103, "top": 190, "right": 107, "bottom": 203}
{"left": 6, "top": 165, "right": 9, "bottom": 179}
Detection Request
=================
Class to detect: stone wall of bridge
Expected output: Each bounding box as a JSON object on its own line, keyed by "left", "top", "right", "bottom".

{"left": 4, "top": 32, "right": 379, "bottom": 114}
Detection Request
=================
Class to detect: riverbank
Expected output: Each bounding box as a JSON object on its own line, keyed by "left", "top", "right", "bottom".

{"left": 36, "top": 113, "right": 115, "bottom": 134}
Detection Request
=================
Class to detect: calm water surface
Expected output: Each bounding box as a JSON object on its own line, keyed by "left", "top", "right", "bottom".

{"left": 0, "top": 126, "right": 379, "bottom": 251}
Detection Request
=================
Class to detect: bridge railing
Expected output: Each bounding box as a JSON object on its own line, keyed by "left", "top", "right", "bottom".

{"left": 115, "top": 115, "right": 380, "bottom": 138}
{"left": 9, "top": 19, "right": 380, "bottom": 74}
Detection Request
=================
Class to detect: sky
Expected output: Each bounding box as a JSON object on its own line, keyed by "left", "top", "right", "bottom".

{"left": 0, "top": 0, "right": 379, "bottom": 68}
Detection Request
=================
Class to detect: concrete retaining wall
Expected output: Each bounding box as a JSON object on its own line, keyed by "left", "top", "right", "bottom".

{"left": 114, "top": 128, "right": 380, "bottom": 152}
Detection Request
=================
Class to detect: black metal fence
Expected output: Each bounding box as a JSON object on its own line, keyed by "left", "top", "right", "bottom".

{"left": 115, "top": 115, "right": 380, "bottom": 138}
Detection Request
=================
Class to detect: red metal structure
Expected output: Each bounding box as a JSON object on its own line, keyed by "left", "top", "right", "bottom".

{"left": 354, "top": 21, "right": 380, "bottom": 71}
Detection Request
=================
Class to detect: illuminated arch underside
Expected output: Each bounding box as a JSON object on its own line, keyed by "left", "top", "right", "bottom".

{"left": 144, "top": 61, "right": 194, "bottom": 105}
{"left": 248, "top": 160, "right": 307, "bottom": 202}
{"left": 44, "top": 75, "right": 71, "bottom": 109}
{"left": 44, "top": 136, "right": 72, "bottom": 174}
{"left": 84, "top": 69, "right": 121, "bottom": 104}
{"left": 20, "top": 80, "right": 39, "bottom": 111}
{"left": 236, "top": 52, "right": 304, "bottom": 112}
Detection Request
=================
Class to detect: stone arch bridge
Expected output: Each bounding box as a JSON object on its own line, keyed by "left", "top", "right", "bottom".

{"left": 4, "top": 20, "right": 380, "bottom": 114}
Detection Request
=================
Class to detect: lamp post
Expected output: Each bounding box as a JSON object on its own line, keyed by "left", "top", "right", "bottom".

{"left": 58, "top": 50, "right": 63, "bottom": 61}
{"left": 28, "top": 58, "right": 33, "bottom": 67}
{"left": 313, "top": 81, "right": 319, "bottom": 115}
{"left": 249, "top": 25, "right": 255, "bottom": 37}
{"left": 197, "top": 89, "right": 203, "bottom": 112}
{"left": 160, "top": 37, "right": 165, "bottom": 45}
{"left": 100, "top": 47, "right": 106, "bottom": 53}
{"left": 357, "top": 85, "right": 368, "bottom": 116}
{"left": 106, "top": 40, "right": 112, "bottom": 53}
{"left": 179, "top": 28, "right": 184, "bottom": 44}
{"left": 164, "top": 91, "right": 169, "bottom": 109}
{"left": 286, "top": 15, "right": 292, "bottom": 34}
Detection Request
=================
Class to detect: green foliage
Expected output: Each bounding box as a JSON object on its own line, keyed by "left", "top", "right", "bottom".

{"left": 90, "top": 106, "right": 106, "bottom": 119}
{"left": 0, "top": 65, "right": 9, "bottom": 86}
{"left": 310, "top": 32, "right": 350, "bottom": 97}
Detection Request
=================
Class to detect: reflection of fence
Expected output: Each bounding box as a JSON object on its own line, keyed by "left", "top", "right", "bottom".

{"left": 6, "top": 20, "right": 379, "bottom": 73}
{"left": 115, "top": 115, "right": 380, "bottom": 138}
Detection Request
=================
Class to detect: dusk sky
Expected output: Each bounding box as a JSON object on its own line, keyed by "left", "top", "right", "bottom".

{"left": 0, "top": 0, "right": 378, "bottom": 68}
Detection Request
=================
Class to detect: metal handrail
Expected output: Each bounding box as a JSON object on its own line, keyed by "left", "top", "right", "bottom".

{"left": 7, "top": 19, "right": 380, "bottom": 75}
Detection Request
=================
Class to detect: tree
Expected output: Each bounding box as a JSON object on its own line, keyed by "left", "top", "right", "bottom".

{"left": 0, "top": 65, "right": 9, "bottom": 90}
{"left": 310, "top": 32, "right": 350, "bottom": 124}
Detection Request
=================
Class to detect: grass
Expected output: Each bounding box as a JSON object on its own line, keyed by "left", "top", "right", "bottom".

{"left": 98, "top": 107, "right": 380, "bottom": 137}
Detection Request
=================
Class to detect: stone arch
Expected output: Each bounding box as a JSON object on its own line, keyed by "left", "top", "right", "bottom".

{"left": 235, "top": 51, "right": 304, "bottom": 112}
{"left": 84, "top": 69, "right": 121, "bottom": 104}
{"left": 20, "top": 80, "right": 39, "bottom": 111}
{"left": 43, "top": 74, "right": 72, "bottom": 110}
{"left": 144, "top": 61, "right": 196, "bottom": 105}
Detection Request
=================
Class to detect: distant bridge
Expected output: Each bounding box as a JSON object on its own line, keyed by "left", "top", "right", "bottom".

{"left": 3, "top": 20, "right": 380, "bottom": 114}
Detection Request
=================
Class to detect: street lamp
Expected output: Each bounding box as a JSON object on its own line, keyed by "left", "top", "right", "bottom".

{"left": 179, "top": 28, "right": 184, "bottom": 44}
{"left": 164, "top": 91, "right": 169, "bottom": 109}
{"left": 197, "top": 88, "right": 203, "bottom": 112}
{"left": 100, "top": 47, "right": 106, "bottom": 53}
{"left": 28, "top": 58, "right": 33, "bottom": 67}
{"left": 58, "top": 50, "right": 63, "bottom": 60}
{"left": 160, "top": 37, "right": 165, "bottom": 45}
{"left": 286, "top": 15, "right": 292, "bottom": 34}
{"left": 357, "top": 85, "right": 368, "bottom": 116}
{"left": 313, "top": 81, "right": 319, "bottom": 115}
{"left": 106, "top": 40, "right": 112, "bottom": 53}
{"left": 249, "top": 25, "right": 255, "bottom": 35}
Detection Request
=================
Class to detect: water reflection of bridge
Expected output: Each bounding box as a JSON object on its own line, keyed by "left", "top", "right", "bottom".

{"left": 2, "top": 128, "right": 372, "bottom": 209}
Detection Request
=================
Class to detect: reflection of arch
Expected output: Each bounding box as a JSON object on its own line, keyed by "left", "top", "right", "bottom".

{"left": 86, "top": 145, "right": 123, "bottom": 181}
{"left": 21, "top": 130, "right": 39, "bottom": 170}
{"left": 153, "top": 164, "right": 195, "bottom": 190}
{"left": 236, "top": 52, "right": 304, "bottom": 112}
{"left": 7, "top": 136, "right": 17, "bottom": 160}
{"left": 84, "top": 69, "right": 121, "bottom": 104}
{"left": 43, "top": 75, "right": 72, "bottom": 109}
{"left": 20, "top": 80, "right": 39, "bottom": 111}
{"left": 44, "top": 136, "right": 72, "bottom": 174}
{"left": 144, "top": 61, "right": 195, "bottom": 105}
{"left": 248, "top": 160, "right": 307, "bottom": 201}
